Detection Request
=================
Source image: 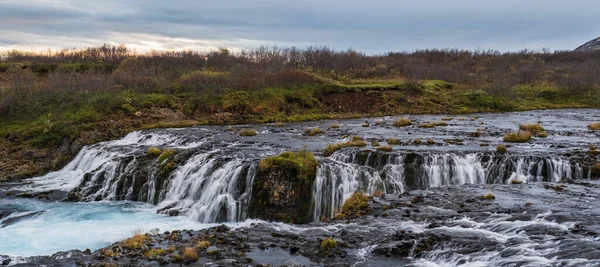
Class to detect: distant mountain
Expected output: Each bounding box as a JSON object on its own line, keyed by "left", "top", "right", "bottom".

{"left": 574, "top": 36, "right": 600, "bottom": 52}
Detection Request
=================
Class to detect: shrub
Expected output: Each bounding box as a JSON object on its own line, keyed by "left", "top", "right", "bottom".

{"left": 387, "top": 138, "right": 401, "bottom": 145}
{"left": 588, "top": 123, "right": 600, "bottom": 130}
{"left": 240, "top": 129, "right": 257, "bottom": 136}
{"left": 182, "top": 247, "right": 199, "bottom": 262}
{"left": 496, "top": 144, "right": 507, "bottom": 154}
{"left": 320, "top": 238, "right": 337, "bottom": 251}
{"left": 537, "top": 131, "right": 548, "bottom": 138}
{"left": 158, "top": 149, "right": 176, "bottom": 163}
{"left": 503, "top": 131, "right": 531, "bottom": 142}
{"left": 519, "top": 124, "right": 544, "bottom": 134}
{"left": 304, "top": 127, "right": 324, "bottom": 136}
{"left": 221, "top": 90, "right": 256, "bottom": 114}
{"left": 393, "top": 117, "right": 411, "bottom": 127}
{"left": 147, "top": 147, "right": 161, "bottom": 157}
{"left": 377, "top": 145, "right": 392, "bottom": 152}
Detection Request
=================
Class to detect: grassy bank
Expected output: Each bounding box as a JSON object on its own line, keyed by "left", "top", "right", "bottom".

{"left": 1, "top": 46, "right": 599, "bottom": 180}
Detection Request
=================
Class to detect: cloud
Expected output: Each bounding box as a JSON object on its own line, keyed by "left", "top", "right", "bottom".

{"left": 1, "top": 0, "right": 599, "bottom": 54}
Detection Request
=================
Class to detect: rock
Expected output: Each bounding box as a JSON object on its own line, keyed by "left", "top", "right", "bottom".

{"left": 248, "top": 151, "right": 318, "bottom": 223}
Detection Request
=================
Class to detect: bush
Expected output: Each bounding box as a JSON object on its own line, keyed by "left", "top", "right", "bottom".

{"left": 240, "top": 129, "right": 257, "bottom": 136}
{"left": 147, "top": 147, "right": 161, "bottom": 157}
{"left": 589, "top": 123, "right": 600, "bottom": 131}
{"left": 376, "top": 145, "right": 392, "bottom": 151}
{"left": 519, "top": 124, "right": 544, "bottom": 134}
{"left": 304, "top": 127, "right": 324, "bottom": 136}
{"left": 221, "top": 90, "right": 256, "bottom": 114}
{"left": 393, "top": 117, "right": 411, "bottom": 127}
{"left": 387, "top": 138, "right": 401, "bottom": 145}
{"left": 496, "top": 144, "right": 507, "bottom": 154}
{"left": 503, "top": 131, "right": 531, "bottom": 142}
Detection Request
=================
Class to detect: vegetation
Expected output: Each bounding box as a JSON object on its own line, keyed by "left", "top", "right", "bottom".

{"left": 304, "top": 127, "right": 324, "bottom": 136}
{"left": 426, "top": 139, "right": 435, "bottom": 145}
{"left": 371, "top": 141, "right": 380, "bottom": 147}
{"left": 393, "top": 117, "right": 411, "bottom": 127}
{"left": 414, "top": 139, "right": 422, "bottom": 145}
{"left": 335, "top": 192, "right": 370, "bottom": 219}
{"left": 537, "top": 131, "right": 548, "bottom": 138}
{"left": 323, "top": 136, "right": 367, "bottom": 157}
{"left": 503, "top": 131, "right": 532, "bottom": 142}
{"left": 377, "top": 145, "right": 393, "bottom": 152}
{"left": 320, "top": 238, "right": 337, "bottom": 251}
{"left": 387, "top": 138, "right": 401, "bottom": 145}
{"left": 480, "top": 193, "right": 495, "bottom": 200}
{"left": 239, "top": 129, "right": 257, "bottom": 136}
{"left": 196, "top": 240, "right": 211, "bottom": 250}
{"left": 257, "top": 150, "right": 317, "bottom": 183}
{"left": 471, "top": 130, "right": 482, "bottom": 137}
{"left": 121, "top": 232, "right": 151, "bottom": 249}
{"left": 182, "top": 247, "right": 199, "bottom": 262}
{"left": 589, "top": 123, "right": 600, "bottom": 131}
{"left": 330, "top": 123, "right": 340, "bottom": 129}
{"left": 418, "top": 121, "right": 448, "bottom": 128}
{"left": 2, "top": 44, "right": 600, "bottom": 179}
{"left": 147, "top": 147, "right": 161, "bottom": 157}
{"left": 496, "top": 144, "right": 507, "bottom": 154}
{"left": 158, "top": 149, "right": 176, "bottom": 163}
{"left": 510, "top": 179, "right": 522, "bottom": 184}
{"left": 519, "top": 124, "right": 545, "bottom": 134}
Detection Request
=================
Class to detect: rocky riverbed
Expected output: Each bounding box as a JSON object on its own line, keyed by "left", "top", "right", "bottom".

{"left": 6, "top": 180, "right": 600, "bottom": 266}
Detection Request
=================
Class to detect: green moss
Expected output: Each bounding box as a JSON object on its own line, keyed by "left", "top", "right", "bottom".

{"left": 330, "top": 123, "right": 340, "bottom": 129}
{"left": 371, "top": 141, "right": 380, "bottom": 147}
{"left": 503, "top": 131, "right": 531, "bottom": 143}
{"left": 393, "top": 117, "right": 411, "bottom": 127}
{"left": 258, "top": 150, "right": 317, "bottom": 184}
{"left": 414, "top": 139, "right": 422, "bottom": 145}
{"left": 320, "top": 238, "right": 337, "bottom": 251}
{"left": 496, "top": 144, "right": 507, "bottom": 154}
{"left": 147, "top": 147, "right": 161, "bottom": 157}
{"left": 158, "top": 149, "right": 176, "bottom": 163}
{"left": 418, "top": 121, "right": 448, "bottom": 128}
{"left": 426, "top": 139, "right": 435, "bottom": 145}
{"left": 537, "top": 131, "right": 548, "bottom": 138}
{"left": 239, "top": 129, "right": 257, "bottom": 136}
{"left": 387, "top": 138, "right": 401, "bottom": 145}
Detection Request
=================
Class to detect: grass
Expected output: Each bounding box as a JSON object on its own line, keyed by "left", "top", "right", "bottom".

{"left": 387, "top": 138, "right": 401, "bottom": 145}
{"left": 320, "top": 238, "right": 337, "bottom": 251}
{"left": 480, "top": 193, "right": 495, "bottom": 200}
{"left": 323, "top": 136, "right": 367, "bottom": 157}
{"left": 304, "top": 127, "right": 324, "bottom": 136}
{"left": 121, "top": 232, "right": 151, "bottom": 249}
{"left": 537, "top": 131, "right": 548, "bottom": 138}
{"left": 418, "top": 121, "right": 448, "bottom": 128}
{"left": 371, "top": 141, "right": 380, "bottom": 147}
{"left": 330, "top": 123, "right": 340, "bottom": 129}
{"left": 182, "top": 247, "right": 199, "bottom": 262}
{"left": 496, "top": 144, "right": 507, "bottom": 153}
{"left": 471, "top": 130, "right": 482, "bottom": 137}
{"left": 589, "top": 123, "right": 600, "bottom": 131}
{"left": 239, "top": 129, "right": 257, "bottom": 136}
{"left": 376, "top": 145, "right": 392, "bottom": 152}
{"left": 196, "top": 240, "right": 211, "bottom": 250}
{"left": 147, "top": 147, "right": 161, "bottom": 157}
{"left": 144, "top": 248, "right": 165, "bottom": 258}
{"left": 503, "top": 131, "right": 532, "bottom": 143}
{"left": 341, "top": 192, "right": 369, "bottom": 213}
{"left": 393, "top": 117, "right": 411, "bottom": 127}
{"left": 158, "top": 149, "right": 176, "bottom": 163}
{"left": 519, "top": 124, "right": 544, "bottom": 134}
{"left": 258, "top": 150, "right": 318, "bottom": 183}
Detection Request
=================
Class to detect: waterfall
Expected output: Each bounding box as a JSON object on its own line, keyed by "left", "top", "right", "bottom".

{"left": 312, "top": 149, "right": 581, "bottom": 220}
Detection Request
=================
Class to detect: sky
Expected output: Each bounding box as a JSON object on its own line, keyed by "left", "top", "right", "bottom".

{"left": 0, "top": 0, "right": 598, "bottom": 54}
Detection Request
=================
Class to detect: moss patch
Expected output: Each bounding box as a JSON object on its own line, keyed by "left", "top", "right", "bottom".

{"left": 239, "top": 129, "right": 257, "bottom": 136}
{"left": 503, "top": 131, "right": 531, "bottom": 143}
{"left": 519, "top": 124, "right": 544, "bottom": 134}
{"left": 323, "top": 136, "right": 367, "bottom": 157}
{"left": 258, "top": 150, "right": 318, "bottom": 184}
{"left": 589, "top": 123, "right": 600, "bottom": 131}
{"left": 393, "top": 117, "right": 411, "bottom": 127}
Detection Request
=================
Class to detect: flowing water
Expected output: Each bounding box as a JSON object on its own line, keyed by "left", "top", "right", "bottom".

{"left": 1, "top": 109, "right": 599, "bottom": 265}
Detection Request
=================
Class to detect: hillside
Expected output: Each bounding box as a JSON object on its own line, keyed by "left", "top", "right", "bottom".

{"left": 575, "top": 36, "right": 600, "bottom": 52}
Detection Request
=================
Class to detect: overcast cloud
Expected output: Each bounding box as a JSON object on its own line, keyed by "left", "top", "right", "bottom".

{"left": 0, "top": 0, "right": 598, "bottom": 54}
